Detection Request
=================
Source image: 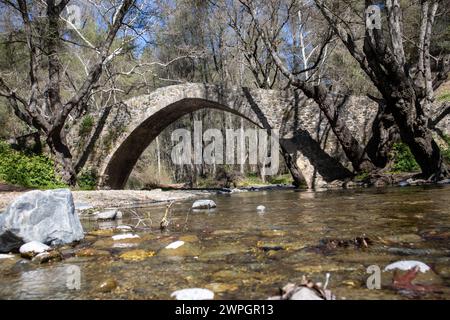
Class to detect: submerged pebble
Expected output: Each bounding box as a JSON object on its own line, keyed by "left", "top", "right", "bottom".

{"left": 119, "top": 249, "right": 155, "bottom": 261}
{"left": 97, "top": 278, "right": 118, "bottom": 293}
{"left": 165, "top": 241, "right": 185, "bottom": 249}
{"left": 112, "top": 234, "right": 140, "bottom": 241}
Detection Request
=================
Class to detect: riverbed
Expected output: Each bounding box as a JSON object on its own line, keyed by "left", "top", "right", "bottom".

{"left": 1, "top": 185, "right": 450, "bottom": 299}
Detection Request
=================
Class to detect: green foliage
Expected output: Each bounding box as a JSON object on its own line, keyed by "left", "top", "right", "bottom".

{"left": 355, "top": 171, "right": 370, "bottom": 182}
{"left": 442, "top": 148, "right": 450, "bottom": 164}
{"left": 267, "top": 174, "right": 293, "bottom": 185}
{"left": 77, "top": 169, "right": 98, "bottom": 190}
{"left": 442, "top": 134, "right": 450, "bottom": 146}
{"left": 238, "top": 173, "right": 265, "bottom": 187}
{"left": 0, "top": 141, "right": 66, "bottom": 189}
{"left": 437, "top": 91, "right": 450, "bottom": 102}
{"left": 441, "top": 135, "right": 450, "bottom": 164}
{"left": 390, "top": 143, "right": 420, "bottom": 173}
{"left": 79, "top": 115, "right": 95, "bottom": 137}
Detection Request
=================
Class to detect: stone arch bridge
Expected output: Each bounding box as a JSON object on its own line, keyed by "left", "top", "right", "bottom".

{"left": 89, "top": 83, "right": 381, "bottom": 189}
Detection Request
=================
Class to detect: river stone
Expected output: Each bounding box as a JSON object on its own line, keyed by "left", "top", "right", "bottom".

{"left": 0, "top": 189, "right": 84, "bottom": 253}
{"left": 116, "top": 225, "right": 132, "bottom": 232}
{"left": 31, "top": 250, "right": 62, "bottom": 264}
{"left": 158, "top": 242, "right": 200, "bottom": 257}
{"left": 165, "top": 240, "right": 185, "bottom": 249}
{"left": 96, "top": 210, "right": 120, "bottom": 220}
{"left": 97, "top": 278, "right": 118, "bottom": 293}
{"left": 399, "top": 181, "right": 410, "bottom": 187}
{"left": 200, "top": 244, "right": 249, "bottom": 260}
{"left": 171, "top": 288, "right": 214, "bottom": 300}
{"left": 290, "top": 287, "right": 323, "bottom": 300}
{"left": 76, "top": 248, "right": 111, "bottom": 258}
{"left": 119, "top": 249, "right": 155, "bottom": 261}
{"left": 192, "top": 200, "right": 216, "bottom": 210}
{"left": 112, "top": 233, "right": 140, "bottom": 241}
{"left": 19, "top": 241, "right": 50, "bottom": 259}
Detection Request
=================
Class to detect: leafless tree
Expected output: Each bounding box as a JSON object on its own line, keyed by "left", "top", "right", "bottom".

{"left": 236, "top": 0, "right": 376, "bottom": 173}
{"left": 315, "top": 0, "right": 450, "bottom": 179}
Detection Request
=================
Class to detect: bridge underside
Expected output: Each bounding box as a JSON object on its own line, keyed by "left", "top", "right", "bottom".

{"left": 90, "top": 83, "right": 381, "bottom": 189}
{"left": 102, "top": 98, "right": 262, "bottom": 189}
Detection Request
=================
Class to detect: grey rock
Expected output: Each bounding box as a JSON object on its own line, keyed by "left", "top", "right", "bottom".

{"left": 192, "top": 200, "right": 217, "bottom": 210}
{"left": 74, "top": 202, "right": 94, "bottom": 211}
{"left": 31, "top": 250, "right": 62, "bottom": 264}
{"left": 438, "top": 179, "right": 450, "bottom": 185}
{"left": 96, "top": 210, "right": 119, "bottom": 220}
{"left": 0, "top": 189, "right": 84, "bottom": 253}
{"left": 407, "top": 179, "right": 428, "bottom": 186}
{"left": 0, "top": 230, "right": 23, "bottom": 253}
{"left": 399, "top": 181, "right": 410, "bottom": 187}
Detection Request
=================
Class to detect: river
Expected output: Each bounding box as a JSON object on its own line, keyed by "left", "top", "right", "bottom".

{"left": 1, "top": 185, "right": 450, "bottom": 299}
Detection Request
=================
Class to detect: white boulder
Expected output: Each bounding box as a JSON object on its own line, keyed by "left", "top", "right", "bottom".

{"left": 0, "top": 189, "right": 84, "bottom": 253}
{"left": 192, "top": 200, "right": 217, "bottom": 210}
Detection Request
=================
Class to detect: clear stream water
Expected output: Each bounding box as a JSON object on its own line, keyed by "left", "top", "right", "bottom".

{"left": 1, "top": 185, "right": 450, "bottom": 299}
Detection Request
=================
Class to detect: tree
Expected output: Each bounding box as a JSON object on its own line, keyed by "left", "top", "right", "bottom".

{"left": 236, "top": 0, "right": 376, "bottom": 173}
{"left": 0, "top": 0, "right": 141, "bottom": 185}
{"left": 315, "top": 0, "right": 450, "bottom": 179}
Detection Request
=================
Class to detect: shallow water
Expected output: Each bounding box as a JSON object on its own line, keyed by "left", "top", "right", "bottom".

{"left": 1, "top": 185, "right": 450, "bottom": 299}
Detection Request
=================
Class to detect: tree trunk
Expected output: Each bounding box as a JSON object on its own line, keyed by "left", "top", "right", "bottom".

{"left": 365, "top": 103, "right": 400, "bottom": 168}
{"left": 75, "top": 104, "right": 113, "bottom": 174}
{"left": 280, "top": 146, "right": 306, "bottom": 187}
{"left": 47, "top": 132, "right": 77, "bottom": 186}
{"left": 388, "top": 92, "right": 448, "bottom": 180}
{"left": 306, "top": 86, "right": 375, "bottom": 172}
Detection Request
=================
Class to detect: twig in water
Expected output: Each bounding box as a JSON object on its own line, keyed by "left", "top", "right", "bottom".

{"left": 130, "top": 209, "right": 152, "bottom": 229}
{"left": 160, "top": 201, "right": 175, "bottom": 231}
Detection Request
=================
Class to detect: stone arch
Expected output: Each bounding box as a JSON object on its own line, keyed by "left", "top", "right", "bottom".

{"left": 95, "top": 83, "right": 357, "bottom": 189}
{"left": 102, "top": 99, "right": 266, "bottom": 189}
{"left": 98, "top": 84, "right": 286, "bottom": 189}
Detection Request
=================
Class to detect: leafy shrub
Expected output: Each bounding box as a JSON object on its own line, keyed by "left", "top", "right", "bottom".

{"left": 355, "top": 171, "right": 370, "bottom": 182}
{"left": 77, "top": 169, "right": 98, "bottom": 190}
{"left": 390, "top": 143, "right": 420, "bottom": 173}
{"left": 267, "top": 174, "right": 294, "bottom": 185}
{"left": 79, "top": 115, "right": 95, "bottom": 137}
{"left": 437, "top": 91, "right": 450, "bottom": 102}
{"left": 0, "top": 140, "right": 65, "bottom": 188}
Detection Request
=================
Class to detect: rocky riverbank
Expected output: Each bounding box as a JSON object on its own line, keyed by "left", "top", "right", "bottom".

{"left": 0, "top": 188, "right": 214, "bottom": 212}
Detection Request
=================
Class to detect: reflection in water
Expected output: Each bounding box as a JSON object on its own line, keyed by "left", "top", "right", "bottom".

{"left": 1, "top": 185, "right": 450, "bottom": 299}
{"left": 1, "top": 264, "right": 82, "bottom": 299}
